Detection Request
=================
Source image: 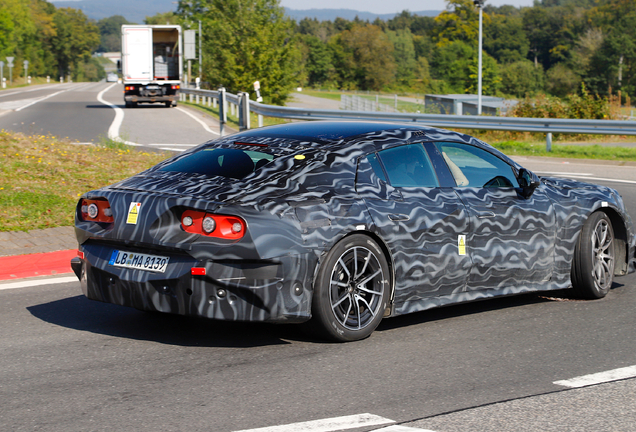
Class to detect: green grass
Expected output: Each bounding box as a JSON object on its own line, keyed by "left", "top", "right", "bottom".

{"left": 492, "top": 140, "right": 636, "bottom": 161}
{"left": 298, "top": 90, "right": 343, "bottom": 102}
{"left": 0, "top": 131, "right": 169, "bottom": 232}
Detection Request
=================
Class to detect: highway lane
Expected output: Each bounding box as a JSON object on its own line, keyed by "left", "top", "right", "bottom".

{"left": 0, "top": 82, "right": 115, "bottom": 143}
{"left": 1, "top": 179, "right": 635, "bottom": 432}
{"left": 0, "top": 82, "right": 221, "bottom": 147}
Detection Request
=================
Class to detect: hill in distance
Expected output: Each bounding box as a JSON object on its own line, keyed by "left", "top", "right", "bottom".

{"left": 50, "top": 0, "right": 440, "bottom": 23}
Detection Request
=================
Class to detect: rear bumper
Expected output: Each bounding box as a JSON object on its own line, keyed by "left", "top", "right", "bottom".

{"left": 74, "top": 243, "right": 316, "bottom": 323}
{"left": 124, "top": 95, "right": 177, "bottom": 103}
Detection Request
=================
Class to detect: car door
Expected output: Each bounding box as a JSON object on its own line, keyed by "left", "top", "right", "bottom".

{"left": 432, "top": 142, "right": 557, "bottom": 292}
{"left": 357, "top": 143, "right": 472, "bottom": 315}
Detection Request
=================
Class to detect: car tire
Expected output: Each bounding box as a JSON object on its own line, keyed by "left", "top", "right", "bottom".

{"left": 310, "top": 234, "right": 390, "bottom": 342}
{"left": 571, "top": 211, "right": 615, "bottom": 299}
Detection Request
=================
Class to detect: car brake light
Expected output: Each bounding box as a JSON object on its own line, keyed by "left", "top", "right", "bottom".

{"left": 191, "top": 267, "right": 206, "bottom": 276}
{"left": 181, "top": 210, "right": 246, "bottom": 240}
{"left": 80, "top": 198, "right": 114, "bottom": 223}
{"left": 171, "top": 85, "right": 180, "bottom": 90}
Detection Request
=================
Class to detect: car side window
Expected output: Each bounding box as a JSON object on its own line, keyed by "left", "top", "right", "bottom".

{"left": 435, "top": 142, "right": 519, "bottom": 188}
{"left": 375, "top": 144, "right": 439, "bottom": 188}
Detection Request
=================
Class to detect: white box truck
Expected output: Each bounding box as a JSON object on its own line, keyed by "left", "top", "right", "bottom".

{"left": 121, "top": 25, "right": 182, "bottom": 108}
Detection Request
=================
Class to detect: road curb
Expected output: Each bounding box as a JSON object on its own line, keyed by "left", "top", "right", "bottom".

{"left": 0, "top": 249, "right": 76, "bottom": 281}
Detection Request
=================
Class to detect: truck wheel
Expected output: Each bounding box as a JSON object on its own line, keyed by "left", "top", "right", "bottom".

{"left": 165, "top": 102, "right": 172, "bottom": 108}
{"left": 125, "top": 101, "right": 131, "bottom": 108}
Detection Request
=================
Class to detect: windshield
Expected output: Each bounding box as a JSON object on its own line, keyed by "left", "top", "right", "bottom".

{"left": 158, "top": 148, "right": 275, "bottom": 180}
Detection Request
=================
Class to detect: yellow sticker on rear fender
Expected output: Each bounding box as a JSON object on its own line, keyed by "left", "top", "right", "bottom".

{"left": 458, "top": 235, "right": 466, "bottom": 256}
{"left": 127, "top": 202, "right": 141, "bottom": 224}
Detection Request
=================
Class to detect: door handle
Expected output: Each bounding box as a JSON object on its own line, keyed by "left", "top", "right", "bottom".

{"left": 389, "top": 213, "right": 410, "bottom": 222}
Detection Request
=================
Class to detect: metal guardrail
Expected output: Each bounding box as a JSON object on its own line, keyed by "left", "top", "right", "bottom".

{"left": 180, "top": 88, "right": 636, "bottom": 149}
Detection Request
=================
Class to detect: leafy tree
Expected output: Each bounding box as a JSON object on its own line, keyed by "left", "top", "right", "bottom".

{"left": 484, "top": 14, "right": 529, "bottom": 64}
{"left": 178, "top": 0, "right": 300, "bottom": 105}
{"left": 585, "top": 0, "right": 636, "bottom": 96}
{"left": 50, "top": 8, "right": 100, "bottom": 79}
{"left": 145, "top": 12, "right": 178, "bottom": 25}
{"left": 335, "top": 24, "right": 396, "bottom": 90}
{"left": 433, "top": 0, "right": 486, "bottom": 47}
{"left": 547, "top": 63, "right": 580, "bottom": 97}
{"left": 300, "top": 35, "right": 336, "bottom": 87}
{"left": 97, "top": 15, "right": 130, "bottom": 52}
{"left": 430, "top": 40, "right": 474, "bottom": 93}
{"left": 499, "top": 59, "right": 545, "bottom": 97}
{"left": 387, "top": 28, "right": 417, "bottom": 87}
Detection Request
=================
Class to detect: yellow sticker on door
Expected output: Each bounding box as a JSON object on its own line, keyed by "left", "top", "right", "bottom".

{"left": 126, "top": 202, "right": 141, "bottom": 225}
{"left": 458, "top": 235, "right": 466, "bottom": 255}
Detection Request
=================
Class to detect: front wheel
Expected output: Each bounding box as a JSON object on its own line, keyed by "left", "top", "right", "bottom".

{"left": 310, "top": 235, "right": 390, "bottom": 342}
{"left": 571, "top": 211, "right": 615, "bottom": 299}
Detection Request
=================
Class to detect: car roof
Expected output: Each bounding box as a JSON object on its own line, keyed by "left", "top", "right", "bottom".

{"left": 233, "top": 121, "right": 429, "bottom": 142}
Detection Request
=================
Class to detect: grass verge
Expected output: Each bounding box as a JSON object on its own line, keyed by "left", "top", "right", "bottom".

{"left": 0, "top": 131, "right": 169, "bottom": 232}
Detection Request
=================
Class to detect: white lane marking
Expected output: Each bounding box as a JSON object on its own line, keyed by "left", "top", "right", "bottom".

{"left": 536, "top": 172, "right": 593, "bottom": 176}
{"left": 376, "top": 427, "right": 436, "bottom": 432}
{"left": 175, "top": 106, "right": 220, "bottom": 135}
{"left": 537, "top": 172, "right": 636, "bottom": 185}
{"left": 96, "top": 83, "right": 138, "bottom": 145}
{"left": 15, "top": 89, "right": 69, "bottom": 111}
{"left": 0, "top": 84, "right": 73, "bottom": 98}
{"left": 554, "top": 365, "right": 636, "bottom": 388}
{"left": 158, "top": 147, "right": 189, "bottom": 152}
{"left": 232, "top": 413, "right": 394, "bottom": 432}
{"left": 0, "top": 276, "right": 78, "bottom": 291}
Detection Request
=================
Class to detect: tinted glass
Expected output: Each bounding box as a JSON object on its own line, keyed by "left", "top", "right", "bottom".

{"left": 366, "top": 153, "right": 388, "bottom": 183}
{"left": 377, "top": 144, "right": 439, "bottom": 188}
{"left": 159, "top": 148, "right": 274, "bottom": 180}
{"left": 435, "top": 142, "right": 519, "bottom": 188}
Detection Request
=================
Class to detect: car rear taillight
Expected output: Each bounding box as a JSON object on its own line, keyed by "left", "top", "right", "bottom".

{"left": 80, "top": 198, "right": 114, "bottom": 223}
{"left": 125, "top": 86, "right": 135, "bottom": 91}
{"left": 181, "top": 210, "right": 246, "bottom": 240}
{"left": 171, "top": 85, "right": 180, "bottom": 90}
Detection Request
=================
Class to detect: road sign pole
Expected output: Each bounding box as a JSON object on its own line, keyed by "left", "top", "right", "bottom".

{"left": 6, "top": 56, "right": 14, "bottom": 85}
{"left": 0, "top": 61, "right": 4, "bottom": 89}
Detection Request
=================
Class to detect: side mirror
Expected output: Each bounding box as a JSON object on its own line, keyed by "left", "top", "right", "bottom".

{"left": 518, "top": 168, "right": 541, "bottom": 198}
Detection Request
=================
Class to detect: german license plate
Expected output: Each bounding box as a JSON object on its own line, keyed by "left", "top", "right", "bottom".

{"left": 109, "top": 250, "right": 169, "bottom": 273}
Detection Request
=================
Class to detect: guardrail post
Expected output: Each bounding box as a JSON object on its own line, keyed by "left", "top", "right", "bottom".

{"left": 218, "top": 87, "right": 227, "bottom": 137}
{"left": 238, "top": 92, "right": 251, "bottom": 131}
{"left": 546, "top": 133, "right": 552, "bottom": 152}
{"left": 258, "top": 113, "right": 263, "bottom": 128}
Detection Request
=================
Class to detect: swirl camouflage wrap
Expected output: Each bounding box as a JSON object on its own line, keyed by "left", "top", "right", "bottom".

{"left": 72, "top": 121, "right": 636, "bottom": 341}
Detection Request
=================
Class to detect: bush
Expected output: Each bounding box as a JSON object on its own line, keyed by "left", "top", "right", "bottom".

{"left": 510, "top": 84, "right": 610, "bottom": 120}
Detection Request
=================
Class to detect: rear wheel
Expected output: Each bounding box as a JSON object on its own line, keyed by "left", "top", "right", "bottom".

{"left": 571, "top": 211, "right": 615, "bottom": 299}
{"left": 310, "top": 235, "right": 390, "bottom": 342}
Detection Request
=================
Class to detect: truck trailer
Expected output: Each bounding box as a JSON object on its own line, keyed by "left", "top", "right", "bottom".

{"left": 121, "top": 25, "right": 182, "bottom": 108}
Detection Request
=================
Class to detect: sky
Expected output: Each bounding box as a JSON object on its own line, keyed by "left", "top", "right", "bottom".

{"left": 279, "top": 0, "right": 535, "bottom": 13}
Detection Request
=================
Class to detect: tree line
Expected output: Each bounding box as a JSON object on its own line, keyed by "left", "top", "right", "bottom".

{"left": 177, "top": 0, "right": 635, "bottom": 106}
{"left": 2, "top": 0, "right": 634, "bottom": 109}
{"left": 0, "top": 0, "right": 102, "bottom": 81}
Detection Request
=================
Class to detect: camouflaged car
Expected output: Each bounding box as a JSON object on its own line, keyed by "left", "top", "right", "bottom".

{"left": 72, "top": 121, "right": 636, "bottom": 341}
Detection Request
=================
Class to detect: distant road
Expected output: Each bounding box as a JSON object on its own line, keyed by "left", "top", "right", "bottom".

{"left": 0, "top": 82, "right": 222, "bottom": 149}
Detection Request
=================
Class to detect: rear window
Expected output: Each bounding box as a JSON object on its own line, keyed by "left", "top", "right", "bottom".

{"left": 158, "top": 148, "right": 274, "bottom": 179}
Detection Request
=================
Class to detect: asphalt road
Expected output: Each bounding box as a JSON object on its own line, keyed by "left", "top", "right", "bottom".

{"left": 2, "top": 83, "right": 636, "bottom": 431}
{"left": 0, "top": 82, "right": 221, "bottom": 148}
